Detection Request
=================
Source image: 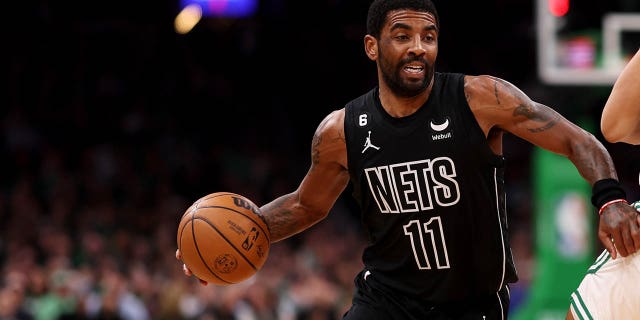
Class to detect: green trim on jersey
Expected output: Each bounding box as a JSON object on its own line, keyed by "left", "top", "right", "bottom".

{"left": 570, "top": 291, "right": 594, "bottom": 320}
{"left": 586, "top": 250, "right": 611, "bottom": 274}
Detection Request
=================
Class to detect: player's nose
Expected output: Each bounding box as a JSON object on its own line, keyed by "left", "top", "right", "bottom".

{"left": 408, "top": 35, "right": 426, "bottom": 56}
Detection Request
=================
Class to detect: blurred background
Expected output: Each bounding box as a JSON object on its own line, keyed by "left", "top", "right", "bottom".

{"left": 2, "top": 0, "right": 640, "bottom": 319}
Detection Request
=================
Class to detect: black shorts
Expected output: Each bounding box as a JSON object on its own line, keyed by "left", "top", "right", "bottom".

{"left": 342, "top": 270, "right": 510, "bottom": 320}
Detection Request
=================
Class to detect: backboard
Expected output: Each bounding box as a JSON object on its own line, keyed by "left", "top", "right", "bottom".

{"left": 537, "top": 0, "right": 640, "bottom": 85}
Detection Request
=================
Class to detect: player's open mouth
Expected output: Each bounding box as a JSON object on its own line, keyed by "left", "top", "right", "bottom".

{"left": 404, "top": 65, "right": 424, "bottom": 74}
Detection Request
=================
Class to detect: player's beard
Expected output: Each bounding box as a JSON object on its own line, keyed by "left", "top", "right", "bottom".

{"left": 379, "top": 54, "right": 433, "bottom": 98}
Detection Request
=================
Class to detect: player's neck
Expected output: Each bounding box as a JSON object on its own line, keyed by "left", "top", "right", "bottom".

{"left": 378, "top": 84, "right": 431, "bottom": 118}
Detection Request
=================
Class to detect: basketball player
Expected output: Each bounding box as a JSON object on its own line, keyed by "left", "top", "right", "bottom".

{"left": 567, "top": 49, "right": 640, "bottom": 320}
{"left": 178, "top": 1, "right": 640, "bottom": 318}
{"left": 600, "top": 48, "right": 640, "bottom": 145}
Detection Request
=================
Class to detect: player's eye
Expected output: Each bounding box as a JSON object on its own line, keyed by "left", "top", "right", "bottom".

{"left": 423, "top": 34, "right": 436, "bottom": 42}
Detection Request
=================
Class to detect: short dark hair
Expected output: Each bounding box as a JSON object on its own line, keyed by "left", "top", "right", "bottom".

{"left": 366, "top": 0, "right": 440, "bottom": 39}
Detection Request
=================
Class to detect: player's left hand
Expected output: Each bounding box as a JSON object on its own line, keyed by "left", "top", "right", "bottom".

{"left": 175, "top": 249, "right": 208, "bottom": 286}
{"left": 598, "top": 201, "right": 640, "bottom": 259}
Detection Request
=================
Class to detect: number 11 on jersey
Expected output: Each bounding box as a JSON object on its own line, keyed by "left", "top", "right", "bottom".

{"left": 403, "top": 217, "right": 451, "bottom": 270}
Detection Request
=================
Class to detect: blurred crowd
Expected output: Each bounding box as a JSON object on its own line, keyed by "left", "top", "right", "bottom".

{"left": 3, "top": 1, "right": 372, "bottom": 317}
{"left": 0, "top": 95, "right": 374, "bottom": 319}
{"left": 0, "top": 142, "right": 366, "bottom": 320}
{"left": 3, "top": 0, "right": 639, "bottom": 319}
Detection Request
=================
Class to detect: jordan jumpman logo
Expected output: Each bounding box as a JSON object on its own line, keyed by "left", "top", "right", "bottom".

{"left": 362, "top": 131, "right": 380, "bottom": 153}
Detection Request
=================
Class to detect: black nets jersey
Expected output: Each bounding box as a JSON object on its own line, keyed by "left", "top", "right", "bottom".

{"left": 343, "top": 72, "right": 518, "bottom": 303}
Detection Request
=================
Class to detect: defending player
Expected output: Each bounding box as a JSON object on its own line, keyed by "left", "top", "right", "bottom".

{"left": 567, "top": 48, "right": 640, "bottom": 320}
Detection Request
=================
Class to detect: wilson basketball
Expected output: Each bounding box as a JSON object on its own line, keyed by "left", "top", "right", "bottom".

{"left": 177, "top": 192, "right": 271, "bottom": 285}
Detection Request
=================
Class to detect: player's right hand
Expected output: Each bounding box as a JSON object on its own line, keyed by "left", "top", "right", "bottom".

{"left": 175, "top": 249, "right": 208, "bottom": 286}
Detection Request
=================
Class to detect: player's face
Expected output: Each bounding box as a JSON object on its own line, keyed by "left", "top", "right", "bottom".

{"left": 376, "top": 10, "right": 438, "bottom": 97}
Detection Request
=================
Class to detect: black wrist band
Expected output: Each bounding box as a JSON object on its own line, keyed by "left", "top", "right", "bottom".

{"left": 591, "top": 178, "right": 626, "bottom": 208}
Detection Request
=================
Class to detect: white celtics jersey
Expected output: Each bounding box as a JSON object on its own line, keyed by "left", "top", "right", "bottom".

{"left": 569, "top": 200, "right": 640, "bottom": 319}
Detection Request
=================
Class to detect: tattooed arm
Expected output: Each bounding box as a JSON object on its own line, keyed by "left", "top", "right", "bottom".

{"left": 464, "top": 75, "right": 616, "bottom": 183}
{"left": 260, "top": 109, "right": 350, "bottom": 243}
{"left": 465, "top": 75, "right": 640, "bottom": 258}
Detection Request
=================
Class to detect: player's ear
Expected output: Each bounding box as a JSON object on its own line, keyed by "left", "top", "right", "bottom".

{"left": 364, "top": 35, "right": 377, "bottom": 60}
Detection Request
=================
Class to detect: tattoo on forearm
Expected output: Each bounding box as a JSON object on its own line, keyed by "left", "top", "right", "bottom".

{"left": 264, "top": 197, "right": 293, "bottom": 239}
{"left": 264, "top": 196, "right": 314, "bottom": 241}
{"left": 528, "top": 120, "right": 558, "bottom": 133}
{"left": 513, "top": 103, "right": 560, "bottom": 133}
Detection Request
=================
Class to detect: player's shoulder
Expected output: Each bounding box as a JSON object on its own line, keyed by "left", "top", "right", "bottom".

{"left": 461, "top": 75, "right": 498, "bottom": 107}
{"left": 463, "top": 74, "right": 526, "bottom": 103}
{"left": 312, "top": 108, "right": 347, "bottom": 165}
{"left": 314, "top": 108, "right": 345, "bottom": 138}
{"left": 463, "top": 74, "right": 503, "bottom": 91}
{"left": 324, "top": 108, "right": 346, "bottom": 125}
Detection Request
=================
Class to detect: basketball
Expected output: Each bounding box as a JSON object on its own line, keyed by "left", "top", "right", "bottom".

{"left": 177, "top": 192, "right": 271, "bottom": 285}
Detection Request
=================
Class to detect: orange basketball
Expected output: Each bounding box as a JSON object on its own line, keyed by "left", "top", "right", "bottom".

{"left": 177, "top": 192, "right": 271, "bottom": 285}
